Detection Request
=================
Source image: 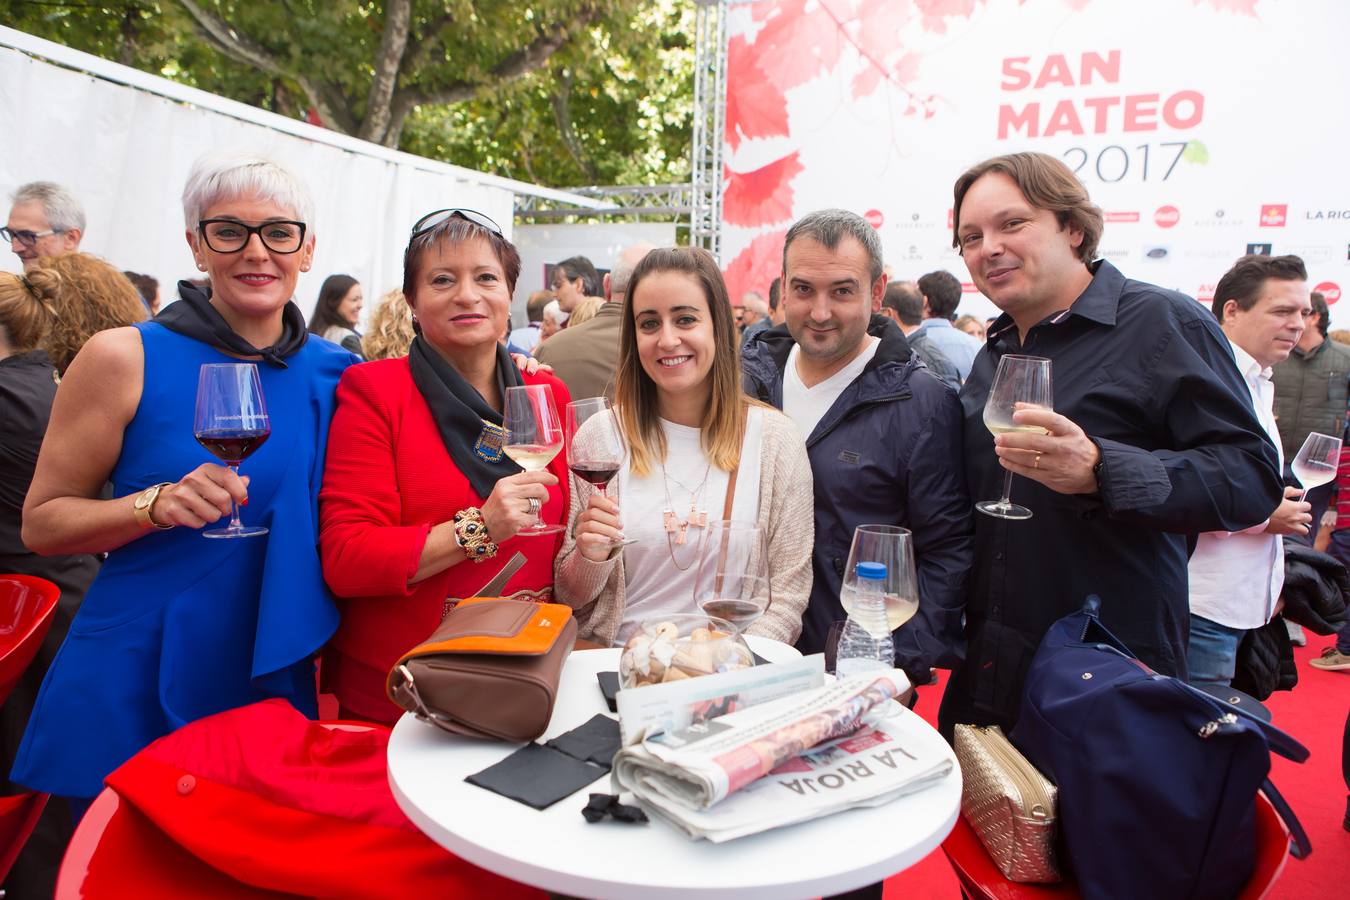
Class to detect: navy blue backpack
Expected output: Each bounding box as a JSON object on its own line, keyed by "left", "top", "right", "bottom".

{"left": 1010, "top": 597, "right": 1312, "bottom": 900}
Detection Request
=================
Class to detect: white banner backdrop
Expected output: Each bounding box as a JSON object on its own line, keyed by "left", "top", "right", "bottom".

{"left": 720, "top": 0, "right": 1350, "bottom": 327}
{"left": 0, "top": 30, "right": 597, "bottom": 325}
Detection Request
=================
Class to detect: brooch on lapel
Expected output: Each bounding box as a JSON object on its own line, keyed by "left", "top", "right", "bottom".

{"left": 475, "top": 421, "right": 507, "bottom": 463}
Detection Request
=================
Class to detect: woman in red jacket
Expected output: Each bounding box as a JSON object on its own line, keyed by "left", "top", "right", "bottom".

{"left": 319, "top": 209, "right": 571, "bottom": 723}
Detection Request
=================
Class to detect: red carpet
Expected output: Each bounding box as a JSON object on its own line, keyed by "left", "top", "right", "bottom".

{"left": 884, "top": 632, "right": 1349, "bottom": 898}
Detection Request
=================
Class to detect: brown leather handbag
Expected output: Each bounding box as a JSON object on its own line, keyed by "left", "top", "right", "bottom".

{"left": 387, "top": 555, "right": 577, "bottom": 741}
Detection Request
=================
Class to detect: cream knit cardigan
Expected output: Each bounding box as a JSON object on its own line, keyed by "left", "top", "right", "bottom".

{"left": 554, "top": 407, "right": 815, "bottom": 646}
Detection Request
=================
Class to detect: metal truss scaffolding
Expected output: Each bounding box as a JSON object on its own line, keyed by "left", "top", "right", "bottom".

{"left": 511, "top": 0, "right": 727, "bottom": 257}
{"left": 690, "top": 0, "right": 727, "bottom": 259}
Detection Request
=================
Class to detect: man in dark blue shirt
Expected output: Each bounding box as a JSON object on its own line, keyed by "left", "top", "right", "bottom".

{"left": 939, "top": 152, "right": 1284, "bottom": 737}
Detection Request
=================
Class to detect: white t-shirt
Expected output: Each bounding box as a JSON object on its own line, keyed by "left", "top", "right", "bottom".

{"left": 782, "top": 337, "right": 880, "bottom": 440}
{"left": 613, "top": 410, "right": 765, "bottom": 641}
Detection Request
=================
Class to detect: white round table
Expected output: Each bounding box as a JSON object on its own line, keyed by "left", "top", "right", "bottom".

{"left": 388, "top": 638, "right": 961, "bottom": 899}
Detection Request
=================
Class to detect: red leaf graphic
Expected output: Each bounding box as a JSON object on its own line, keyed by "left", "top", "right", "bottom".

{"left": 1194, "top": 0, "right": 1258, "bottom": 13}
{"left": 914, "top": 0, "right": 980, "bottom": 34}
{"left": 749, "top": 0, "right": 845, "bottom": 92}
{"left": 725, "top": 35, "right": 791, "bottom": 150}
{"left": 723, "top": 152, "right": 805, "bottom": 228}
{"left": 723, "top": 230, "right": 788, "bottom": 306}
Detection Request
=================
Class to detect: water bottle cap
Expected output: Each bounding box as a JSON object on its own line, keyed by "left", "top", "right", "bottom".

{"left": 856, "top": 561, "right": 887, "bottom": 581}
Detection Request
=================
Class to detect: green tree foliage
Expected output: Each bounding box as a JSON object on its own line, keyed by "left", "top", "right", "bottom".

{"left": 4, "top": 0, "right": 693, "bottom": 187}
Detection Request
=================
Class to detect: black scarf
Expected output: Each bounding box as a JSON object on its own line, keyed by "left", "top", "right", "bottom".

{"left": 407, "top": 335, "right": 524, "bottom": 499}
{"left": 156, "top": 281, "right": 308, "bottom": 368}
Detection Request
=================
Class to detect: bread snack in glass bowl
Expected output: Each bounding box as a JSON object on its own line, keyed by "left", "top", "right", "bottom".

{"left": 619, "top": 614, "right": 754, "bottom": 689}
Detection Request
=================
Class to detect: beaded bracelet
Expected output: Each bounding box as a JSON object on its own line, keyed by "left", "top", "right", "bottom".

{"left": 453, "top": 507, "right": 499, "bottom": 563}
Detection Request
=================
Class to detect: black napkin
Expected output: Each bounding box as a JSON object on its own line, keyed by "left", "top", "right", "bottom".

{"left": 464, "top": 743, "right": 607, "bottom": 810}
{"left": 596, "top": 671, "right": 621, "bottom": 712}
{"left": 545, "top": 714, "right": 621, "bottom": 771}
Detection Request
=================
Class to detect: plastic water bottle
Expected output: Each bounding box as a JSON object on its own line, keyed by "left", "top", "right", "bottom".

{"left": 835, "top": 561, "right": 894, "bottom": 678}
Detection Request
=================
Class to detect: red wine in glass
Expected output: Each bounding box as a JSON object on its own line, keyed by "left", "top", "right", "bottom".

{"left": 565, "top": 397, "right": 636, "bottom": 548}
{"left": 194, "top": 363, "right": 270, "bottom": 539}
{"left": 569, "top": 462, "right": 621, "bottom": 488}
{"left": 698, "top": 598, "right": 765, "bottom": 631}
{"left": 195, "top": 429, "right": 271, "bottom": 465}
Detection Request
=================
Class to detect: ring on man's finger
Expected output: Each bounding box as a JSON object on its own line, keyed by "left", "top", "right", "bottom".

{"left": 1033, "top": 452, "right": 1042, "bottom": 469}
{"left": 526, "top": 497, "right": 541, "bottom": 516}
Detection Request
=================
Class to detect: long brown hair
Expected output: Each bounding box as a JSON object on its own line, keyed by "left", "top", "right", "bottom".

{"left": 616, "top": 246, "right": 750, "bottom": 476}
{"left": 28, "top": 253, "right": 147, "bottom": 372}
{"left": 0, "top": 273, "right": 55, "bottom": 353}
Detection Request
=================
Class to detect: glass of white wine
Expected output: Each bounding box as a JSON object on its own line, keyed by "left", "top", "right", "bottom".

{"left": 502, "top": 383, "right": 566, "bottom": 536}
{"left": 839, "top": 525, "right": 918, "bottom": 634}
{"left": 1291, "top": 431, "right": 1342, "bottom": 501}
{"left": 977, "top": 354, "right": 1053, "bottom": 521}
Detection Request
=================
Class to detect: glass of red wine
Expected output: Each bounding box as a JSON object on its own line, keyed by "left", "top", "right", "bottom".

{"left": 565, "top": 396, "right": 636, "bottom": 549}
{"left": 193, "top": 363, "right": 271, "bottom": 539}
{"left": 692, "top": 521, "right": 771, "bottom": 634}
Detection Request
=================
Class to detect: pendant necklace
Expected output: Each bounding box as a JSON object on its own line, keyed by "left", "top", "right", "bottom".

{"left": 660, "top": 457, "right": 712, "bottom": 570}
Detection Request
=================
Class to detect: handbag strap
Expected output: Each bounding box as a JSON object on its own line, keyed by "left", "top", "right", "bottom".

{"left": 1078, "top": 595, "right": 1310, "bottom": 762}
{"left": 1260, "top": 778, "right": 1313, "bottom": 859}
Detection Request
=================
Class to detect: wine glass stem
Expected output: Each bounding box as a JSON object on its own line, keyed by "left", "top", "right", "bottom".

{"left": 998, "top": 468, "right": 1015, "bottom": 507}
{"left": 1297, "top": 488, "right": 1307, "bottom": 503}
{"left": 228, "top": 464, "right": 244, "bottom": 530}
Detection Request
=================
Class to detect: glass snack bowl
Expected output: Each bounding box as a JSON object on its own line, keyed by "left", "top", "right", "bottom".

{"left": 619, "top": 614, "right": 754, "bottom": 689}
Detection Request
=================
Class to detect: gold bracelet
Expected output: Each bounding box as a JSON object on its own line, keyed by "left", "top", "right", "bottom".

{"left": 452, "top": 507, "right": 498, "bottom": 563}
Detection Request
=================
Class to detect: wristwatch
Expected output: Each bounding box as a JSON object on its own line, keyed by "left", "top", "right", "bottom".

{"left": 133, "top": 483, "right": 175, "bottom": 530}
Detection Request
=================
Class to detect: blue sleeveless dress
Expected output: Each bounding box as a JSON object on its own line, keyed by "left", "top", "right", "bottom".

{"left": 11, "top": 322, "right": 356, "bottom": 799}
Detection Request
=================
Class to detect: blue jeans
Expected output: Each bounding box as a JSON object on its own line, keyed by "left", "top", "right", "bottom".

{"left": 1187, "top": 615, "right": 1246, "bottom": 686}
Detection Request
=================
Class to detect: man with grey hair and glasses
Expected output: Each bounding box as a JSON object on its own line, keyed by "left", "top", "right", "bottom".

{"left": 5, "top": 181, "right": 85, "bottom": 271}
{"left": 742, "top": 208, "right": 972, "bottom": 693}
{"left": 536, "top": 242, "right": 653, "bottom": 401}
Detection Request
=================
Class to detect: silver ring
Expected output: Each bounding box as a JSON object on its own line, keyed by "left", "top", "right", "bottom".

{"left": 526, "top": 497, "right": 541, "bottom": 516}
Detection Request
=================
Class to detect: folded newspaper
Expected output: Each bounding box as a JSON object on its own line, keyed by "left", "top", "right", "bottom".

{"left": 611, "top": 670, "right": 953, "bottom": 842}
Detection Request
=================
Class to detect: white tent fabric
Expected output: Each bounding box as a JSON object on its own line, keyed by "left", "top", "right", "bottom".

{"left": 0, "top": 26, "right": 599, "bottom": 323}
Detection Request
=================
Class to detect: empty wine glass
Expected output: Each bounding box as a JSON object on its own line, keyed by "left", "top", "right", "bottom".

{"left": 193, "top": 363, "right": 271, "bottom": 539}
{"left": 502, "top": 383, "right": 565, "bottom": 536}
{"left": 839, "top": 525, "right": 919, "bottom": 633}
{"left": 692, "top": 521, "right": 771, "bottom": 634}
{"left": 565, "top": 397, "right": 636, "bottom": 548}
{"left": 1291, "top": 431, "right": 1342, "bottom": 501}
{"left": 976, "top": 354, "right": 1053, "bottom": 520}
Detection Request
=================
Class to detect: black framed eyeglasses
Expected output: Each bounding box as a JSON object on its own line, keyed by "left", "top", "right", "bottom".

{"left": 410, "top": 208, "right": 504, "bottom": 239}
{"left": 198, "top": 219, "right": 307, "bottom": 254}
{"left": 1, "top": 226, "right": 64, "bottom": 248}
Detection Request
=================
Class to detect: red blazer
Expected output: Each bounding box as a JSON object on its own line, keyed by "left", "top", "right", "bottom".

{"left": 319, "top": 358, "right": 570, "bottom": 721}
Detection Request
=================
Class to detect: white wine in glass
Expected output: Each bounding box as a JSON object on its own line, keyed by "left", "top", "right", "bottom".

{"left": 503, "top": 383, "right": 565, "bottom": 536}
{"left": 1291, "top": 431, "right": 1342, "bottom": 500}
{"left": 977, "top": 354, "right": 1053, "bottom": 520}
{"left": 839, "top": 525, "right": 919, "bottom": 634}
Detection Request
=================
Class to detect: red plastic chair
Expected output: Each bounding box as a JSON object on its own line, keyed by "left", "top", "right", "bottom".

{"left": 943, "top": 791, "right": 1292, "bottom": 900}
{"left": 0, "top": 574, "right": 61, "bottom": 705}
{"left": 0, "top": 791, "right": 49, "bottom": 885}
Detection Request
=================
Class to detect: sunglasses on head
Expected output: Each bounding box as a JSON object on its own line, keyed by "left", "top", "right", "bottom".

{"left": 410, "top": 208, "right": 504, "bottom": 239}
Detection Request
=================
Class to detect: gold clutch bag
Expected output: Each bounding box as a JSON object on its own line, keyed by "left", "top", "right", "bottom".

{"left": 954, "top": 724, "right": 1061, "bottom": 883}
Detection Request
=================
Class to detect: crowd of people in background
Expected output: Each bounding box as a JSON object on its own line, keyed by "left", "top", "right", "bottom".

{"left": 1, "top": 148, "right": 1347, "bottom": 895}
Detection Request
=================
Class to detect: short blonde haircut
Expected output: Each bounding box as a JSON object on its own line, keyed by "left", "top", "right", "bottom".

{"left": 361, "top": 288, "right": 415, "bottom": 361}
{"left": 28, "top": 253, "right": 147, "bottom": 373}
{"left": 567, "top": 296, "right": 605, "bottom": 327}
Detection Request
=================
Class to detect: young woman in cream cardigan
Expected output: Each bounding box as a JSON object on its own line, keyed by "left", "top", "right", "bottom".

{"left": 555, "top": 247, "right": 813, "bottom": 645}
